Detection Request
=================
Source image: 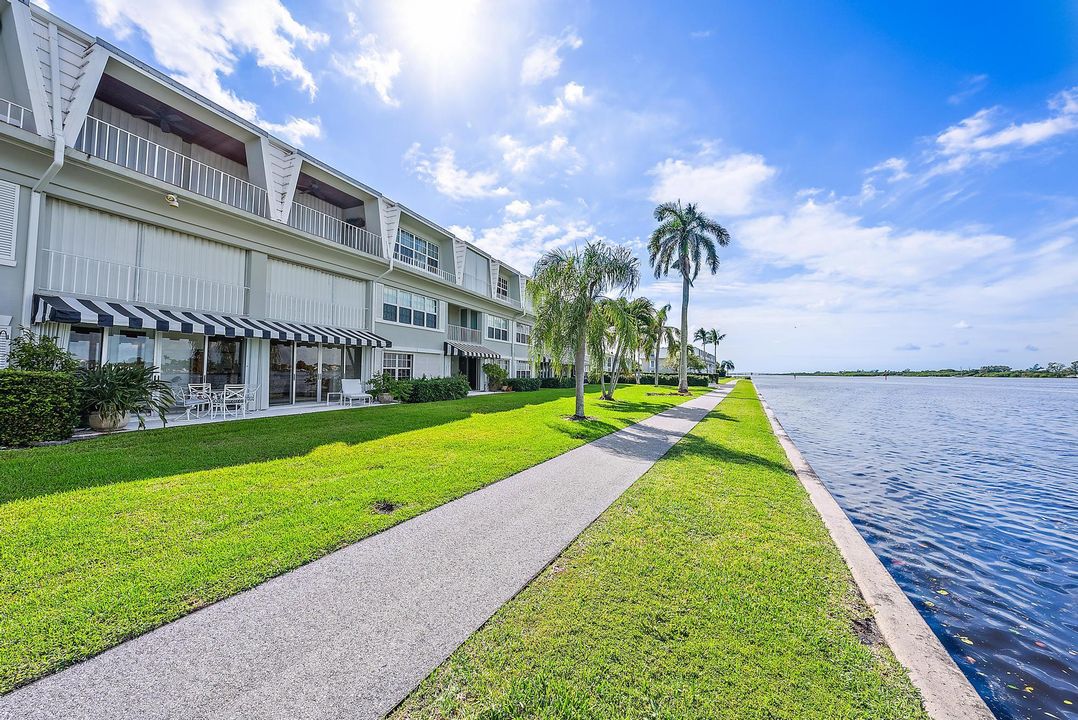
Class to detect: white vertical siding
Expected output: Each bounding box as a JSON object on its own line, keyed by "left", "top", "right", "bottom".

{"left": 139, "top": 225, "right": 247, "bottom": 313}
{"left": 411, "top": 351, "right": 445, "bottom": 378}
{"left": 266, "top": 258, "right": 365, "bottom": 328}
{"left": 463, "top": 248, "right": 489, "bottom": 295}
{"left": 89, "top": 99, "right": 184, "bottom": 152}
{"left": 188, "top": 144, "right": 249, "bottom": 182}
{"left": 292, "top": 191, "right": 343, "bottom": 220}
{"left": 42, "top": 198, "right": 139, "bottom": 260}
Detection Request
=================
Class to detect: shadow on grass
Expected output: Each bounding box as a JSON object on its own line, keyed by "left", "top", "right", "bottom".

{"left": 0, "top": 388, "right": 580, "bottom": 505}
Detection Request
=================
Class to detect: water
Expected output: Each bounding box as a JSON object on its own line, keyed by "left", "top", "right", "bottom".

{"left": 752, "top": 376, "right": 1077, "bottom": 720}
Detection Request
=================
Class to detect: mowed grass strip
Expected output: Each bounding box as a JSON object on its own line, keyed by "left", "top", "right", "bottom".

{"left": 392, "top": 381, "right": 928, "bottom": 720}
{"left": 0, "top": 384, "right": 705, "bottom": 693}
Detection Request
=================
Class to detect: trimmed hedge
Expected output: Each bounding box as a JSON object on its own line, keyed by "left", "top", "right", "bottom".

{"left": 506, "top": 377, "right": 542, "bottom": 392}
{"left": 399, "top": 375, "right": 470, "bottom": 403}
{"left": 637, "top": 374, "right": 710, "bottom": 387}
{"left": 539, "top": 376, "right": 575, "bottom": 389}
{"left": 0, "top": 370, "right": 78, "bottom": 447}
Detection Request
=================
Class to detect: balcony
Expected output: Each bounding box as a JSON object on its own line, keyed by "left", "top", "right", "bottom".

{"left": 288, "top": 202, "right": 382, "bottom": 258}
{"left": 267, "top": 289, "right": 365, "bottom": 329}
{"left": 392, "top": 248, "right": 457, "bottom": 284}
{"left": 39, "top": 248, "right": 247, "bottom": 315}
{"left": 447, "top": 324, "right": 483, "bottom": 344}
{"left": 495, "top": 292, "right": 523, "bottom": 309}
{"left": 74, "top": 115, "right": 270, "bottom": 219}
{"left": 1, "top": 98, "right": 34, "bottom": 133}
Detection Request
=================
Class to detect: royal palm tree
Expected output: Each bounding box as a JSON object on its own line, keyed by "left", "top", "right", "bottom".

{"left": 643, "top": 303, "right": 678, "bottom": 386}
{"left": 692, "top": 328, "right": 708, "bottom": 368}
{"left": 593, "top": 295, "right": 654, "bottom": 400}
{"left": 648, "top": 201, "right": 731, "bottom": 393}
{"left": 530, "top": 240, "right": 639, "bottom": 420}
{"left": 705, "top": 328, "right": 726, "bottom": 374}
{"left": 719, "top": 359, "right": 735, "bottom": 376}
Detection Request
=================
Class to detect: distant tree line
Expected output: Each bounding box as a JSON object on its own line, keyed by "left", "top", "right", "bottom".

{"left": 782, "top": 361, "right": 1078, "bottom": 378}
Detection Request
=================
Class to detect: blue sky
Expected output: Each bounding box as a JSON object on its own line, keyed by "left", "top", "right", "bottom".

{"left": 44, "top": 0, "right": 1078, "bottom": 371}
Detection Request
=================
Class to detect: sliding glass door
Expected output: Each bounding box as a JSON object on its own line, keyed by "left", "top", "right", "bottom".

{"left": 269, "top": 339, "right": 294, "bottom": 405}
{"left": 267, "top": 341, "right": 362, "bottom": 405}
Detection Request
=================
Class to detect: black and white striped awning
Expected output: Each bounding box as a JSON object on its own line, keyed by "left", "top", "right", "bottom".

{"left": 443, "top": 341, "right": 501, "bottom": 359}
{"left": 33, "top": 294, "right": 391, "bottom": 348}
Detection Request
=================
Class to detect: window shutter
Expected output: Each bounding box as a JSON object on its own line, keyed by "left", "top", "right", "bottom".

{"left": 0, "top": 327, "right": 10, "bottom": 369}
{"left": 0, "top": 180, "right": 18, "bottom": 264}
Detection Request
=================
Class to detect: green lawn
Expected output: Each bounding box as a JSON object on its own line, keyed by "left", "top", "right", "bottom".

{"left": 392, "top": 381, "right": 928, "bottom": 720}
{"left": 0, "top": 384, "right": 706, "bottom": 694}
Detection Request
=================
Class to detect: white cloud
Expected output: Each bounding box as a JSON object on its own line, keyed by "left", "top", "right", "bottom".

{"left": 404, "top": 143, "right": 510, "bottom": 200}
{"left": 690, "top": 30, "right": 712, "bottom": 39}
{"left": 261, "top": 116, "right": 322, "bottom": 146}
{"left": 895, "top": 343, "right": 921, "bottom": 351}
{"left": 451, "top": 213, "right": 597, "bottom": 271}
{"left": 953, "top": 320, "right": 972, "bottom": 330}
{"left": 332, "top": 15, "right": 402, "bottom": 107}
{"left": 504, "top": 199, "right": 532, "bottom": 217}
{"left": 947, "top": 74, "right": 989, "bottom": 105}
{"left": 530, "top": 81, "right": 589, "bottom": 125}
{"left": 867, "top": 157, "right": 910, "bottom": 182}
{"left": 932, "top": 86, "right": 1078, "bottom": 173}
{"left": 497, "top": 134, "right": 583, "bottom": 174}
{"left": 648, "top": 152, "right": 776, "bottom": 216}
{"left": 520, "top": 29, "right": 582, "bottom": 85}
{"left": 91, "top": 0, "right": 326, "bottom": 144}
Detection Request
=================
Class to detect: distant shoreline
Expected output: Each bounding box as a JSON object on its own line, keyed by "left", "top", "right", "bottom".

{"left": 761, "top": 371, "right": 1075, "bottom": 378}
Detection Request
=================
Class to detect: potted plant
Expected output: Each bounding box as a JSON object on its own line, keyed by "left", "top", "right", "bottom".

{"left": 368, "top": 372, "right": 399, "bottom": 404}
{"left": 482, "top": 362, "right": 508, "bottom": 392}
{"left": 77, "top": 363, "right": 176, "bottom": 431}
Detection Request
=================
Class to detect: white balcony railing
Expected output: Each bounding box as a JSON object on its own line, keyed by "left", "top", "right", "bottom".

{"left": 392, "top": 248, "right": 457, "bottom": 284}
{"left": 447, "top": 324, "right": 482, "bottom": 344}
{"left": 1, "top": 98, "right": 33, "bottom": 132}
{"left": 496, "top": 293, "right": 523, "bottom": 309}
{"left": 39, "top": 248, "right": 247, "bottom": 314}
{"left": 287, "top": 202, "right": 383, "bottom": 257}
{"left": 266, "top": 290, "right": 365, "bottom": 330}
{"left": 75, "top": 115, "right": 270, "bottom": 219}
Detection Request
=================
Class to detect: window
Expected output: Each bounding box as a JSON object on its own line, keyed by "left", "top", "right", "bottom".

{"left": 159, "top": 332, "right": 204, "bottom": 387}
{"left": 383, "top": 352, "right": 413, "bottom": 380}
{"left": 396, "top": 229, "right": 439, "bottom": 272}
{"left": 68, "top": 326, "right": 104, "bottom": 368}
{"left": 515, "top": 360, "right": 531, "bottom": 378}
{"left": 496, "top": 276, "right": 510, "bottom": 300}
{"left": 0, "top": 179, "right": 18, "bottom": 266}
{"left": 107, "top": 329, "right": 155, "bottom": 367}
{"left": 515, "top": 322, "right": 531, "bottom": 345}
{"left": 382, "top": 287, "right": 438, "bottom": 329}
{"left": 206, "top": 337, "right": 244, "bottom": 387}
{"left": 487, "top": 315, "right": 509, "bottom": 342}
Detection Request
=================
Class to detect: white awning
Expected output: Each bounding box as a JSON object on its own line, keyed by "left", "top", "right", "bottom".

{"left": 443, "top": 341, "right": 501, "bottom": 359}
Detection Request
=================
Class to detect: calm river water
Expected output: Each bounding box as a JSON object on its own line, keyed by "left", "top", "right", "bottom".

{"left": 752, "top": 376, "right": 1076, "bottom": 720}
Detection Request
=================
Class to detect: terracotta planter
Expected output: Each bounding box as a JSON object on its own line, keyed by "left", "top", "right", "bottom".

{"left": 88, "top": 411, "right": 128, "bottom": 432}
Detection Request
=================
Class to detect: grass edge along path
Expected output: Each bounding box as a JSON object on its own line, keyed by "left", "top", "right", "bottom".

{"left": 391, "top": 381, "right": 929, "bottom": 720}
{"left": 0, "top": 384, "right": 706, "bottom": 694}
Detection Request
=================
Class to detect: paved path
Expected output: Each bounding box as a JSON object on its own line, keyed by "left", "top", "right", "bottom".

{"left": 2, "top": 386, "right": 733, "bottom": 720}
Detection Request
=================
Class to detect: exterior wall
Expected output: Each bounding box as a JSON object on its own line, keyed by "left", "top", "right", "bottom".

{"left": 266, "top": 257, "right": 365, "bottom": 328}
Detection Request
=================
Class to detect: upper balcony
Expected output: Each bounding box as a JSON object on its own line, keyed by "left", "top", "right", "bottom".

{"left": 393, "top": 227, "right": 456, "bottom": 284}
{"left": 1, "top": 97, "right": 35, "bottom": 133}
{"left": 288, "top": 171, "right": 382, "bottom": 258}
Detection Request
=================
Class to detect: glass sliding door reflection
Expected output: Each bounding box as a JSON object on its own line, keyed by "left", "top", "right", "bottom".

{"left": 159, "top": 333, "right": 204, "bottom": 388}
{"left": 269, "top": 340, "right": 294, "bottom": 405}
{"left": 294, "top": 342, "right": 320, "bottom": 402}
{"left": 207, "top": 337, "right": 243, "bottom": 387}
{"left": 320, "top": 345, "right": 344, "bottom": 399}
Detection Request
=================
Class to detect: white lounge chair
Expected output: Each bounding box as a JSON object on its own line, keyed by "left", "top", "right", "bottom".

{"left": 339, "top": 379, "right": 373, "bottom": 407}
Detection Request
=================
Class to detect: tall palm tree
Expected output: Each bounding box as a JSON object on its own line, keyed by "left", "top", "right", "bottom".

{"left": 705, "top": 328, "right": 726, "bottom": 374}
{"left": 643, "top": 303, "right": 678, "bottom": 386}
{"left": 530, "top": 240, "right": 639, "bottom": 420}
{"left": 593, "top": 296, "right": 654, "bottom": 400}
{"left": 719, "top": 359, "right": 735, "bottom": 376}
{"left": 648, "top": 201, "right": 731, "bottom": 393}
{"left": 692, "top": 328, "right": 708, "bottom": 368}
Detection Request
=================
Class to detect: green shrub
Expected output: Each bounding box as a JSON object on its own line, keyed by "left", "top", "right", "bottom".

{"left": 0, "top": 370, "right": 78, "bottom": 447}
{"left": 7, "top": 327, "right": 79, "bottom": 373}
{"left": 77, "top": 363, "right": 176, "bottom": 429}
{"left": 506, "top": 377, "right": 542, "bottom": 392}
{"left": 482, "top": 362, "right": 508, "bottom": 391}
{"left": 642, "top": 374, "right": 710, "bottom": 387}
{"left": 539, "top": 376, "right": 575, "bottom": 389}
{"left": 400, "top": 375, "right": 470, "bottom": 403}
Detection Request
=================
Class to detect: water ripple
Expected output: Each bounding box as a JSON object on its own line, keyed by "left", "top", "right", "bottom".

{"left": 755, "top": 376, "right": 1078, "bottom": 720}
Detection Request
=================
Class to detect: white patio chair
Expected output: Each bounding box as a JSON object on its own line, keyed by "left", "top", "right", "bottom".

{"left": 182, "top": 384, "right": 212, "bottom": 421}
{"left": 244, "top": 384, "right": 259, "bottom": 413}
{"left": 219, "top": 384, "right": 247, "bottom": 419}
{"left": 340, "top": 379, "right": 373, "bottom": 407}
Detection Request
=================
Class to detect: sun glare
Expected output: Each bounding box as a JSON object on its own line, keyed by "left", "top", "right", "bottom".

{"left": 387, "top": 0, "right": 484, "bottom": 72}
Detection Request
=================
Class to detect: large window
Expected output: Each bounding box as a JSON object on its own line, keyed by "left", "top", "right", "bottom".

{"left": 515, "top": 322, "right": 531, "bottom": 345}
{"left": 206, "top": 337, "right": 244, "bottom": 387}
{"left": 68, "top": 326, "right": 104, "bottom": 368}
{"left": 496, "top": 276, "right": 510, "bottom": 300}
{"left": 515, "top": 360, "right": 531, "bottom": 378}
{"left": 107, "top": 329, "right": 155, "bottom": 367}
{"left": 382, "top": 287, "right": 438, "bottom": 329}
{"left": 383, "top": 352, "right": 413, "bottom": 380}
{"left": 159, "top": 332, "right": 204, "bottom": 387}
{"left": 396, "top": 229, "right": 439, "bottom": 272}
{"left": 487, "top": 315, "right": 509, "bottom": 342}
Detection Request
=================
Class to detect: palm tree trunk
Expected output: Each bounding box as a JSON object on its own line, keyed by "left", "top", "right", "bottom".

{"left": 679, "top": 274, "right": 690, "bottom": 393}
{"left": 574, "top": 338, "right": 587, "bottom": 419}
{"left": 653, "top": 338, "right": 660, "bottom": 386}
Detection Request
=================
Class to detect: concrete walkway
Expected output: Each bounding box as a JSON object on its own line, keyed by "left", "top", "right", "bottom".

{"left": 1, "top": 385, "right": 733, "bottom": 720}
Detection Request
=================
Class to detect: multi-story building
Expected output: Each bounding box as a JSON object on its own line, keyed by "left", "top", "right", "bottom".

{"left": 0, "top": 0, "right": 535, "bottom": 408}
{"left": 655, "top": 345, "right": 716, "bottom": 375}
